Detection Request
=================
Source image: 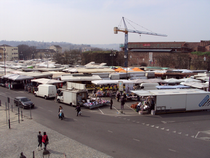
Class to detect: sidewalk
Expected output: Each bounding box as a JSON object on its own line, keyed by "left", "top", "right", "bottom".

{"left": 0, "top": 106, "right": 112, "bottom": 158}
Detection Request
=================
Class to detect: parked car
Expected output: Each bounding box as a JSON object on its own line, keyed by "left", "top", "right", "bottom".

{"left": 14, "top": 97, "right": 35, "bottom": 109}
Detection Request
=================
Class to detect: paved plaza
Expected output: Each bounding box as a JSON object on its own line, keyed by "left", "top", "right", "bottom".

{"left": 0, "top": 106, "right": 112, "bottom": 158}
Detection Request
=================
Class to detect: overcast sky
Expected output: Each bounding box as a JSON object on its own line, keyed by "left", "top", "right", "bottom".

{"left": 1, "top": 0, "right": 209, "bottom": 45}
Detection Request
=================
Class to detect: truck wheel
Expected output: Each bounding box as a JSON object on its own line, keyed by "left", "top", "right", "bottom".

{"left": 35, "top": 94, "right": 37, "bottom": 97}
{"left": 44, "top": 96, "right": 47, "bottom": 100}
{"left": 69, "top": 102, "right": 72, "bottom": 106}
{"left": 57, "top": 99, "right": 60, "bottom": 103}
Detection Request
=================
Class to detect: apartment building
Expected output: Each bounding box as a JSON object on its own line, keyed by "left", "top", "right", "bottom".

{"left": 49, "top": 45, "right": 62, "bottom": 53}
{"left": 0, "top": 44, "right": 18, "bottom": 61}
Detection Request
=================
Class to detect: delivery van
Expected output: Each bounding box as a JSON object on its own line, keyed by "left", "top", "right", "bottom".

{"left": 56, "top": 89, "right": 88, "bottom": 106}
{"left": 34, "top": 84, "right": 57, "bottom": 99}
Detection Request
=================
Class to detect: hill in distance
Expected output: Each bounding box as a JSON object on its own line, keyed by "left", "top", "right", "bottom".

{"left": 0, "top": 40, "right": 120, "bottom": 51}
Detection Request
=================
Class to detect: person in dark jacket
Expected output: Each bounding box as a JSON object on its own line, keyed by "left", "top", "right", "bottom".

{"left": 42, "top": 132, "right": 49, "bottom": 149}
{"left": 117, "top": 92, "right": 120, "bottom": 102}
{"left": 75, "top": 105, "right": 81, "bottom": 116}
{"left": 121, "top": 96, "right": 125, "bottom": 112}
{"left": 19, "top": 152, "right": 26, "bottom": 158}
{"left": 37, "top": 131, "right": 42, "bottom": 150}
{"left": 110, "top": 98, "right": 113, "bottom": 109}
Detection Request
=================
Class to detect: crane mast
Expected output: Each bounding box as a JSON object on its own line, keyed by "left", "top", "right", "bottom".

{"left": 114, "top": 17, "right": 167, "bottom": 67}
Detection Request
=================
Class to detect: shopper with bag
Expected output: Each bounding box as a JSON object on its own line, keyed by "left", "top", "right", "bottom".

{"left": 42, "top": 132, "right": 49, "bottom": 149}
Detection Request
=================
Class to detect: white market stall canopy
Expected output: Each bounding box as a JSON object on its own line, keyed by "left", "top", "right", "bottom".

{"left": 31, "top": 78, "right": 64, "bottom": 84}
{"left": 61, "top": 75, "right": 101, "bottom": 82}
{"left": 178, "top": 78, "right": 201, "bottom": 83}
{"left": 131, "top": 89, "right": 210, "bottom": 97}
{"left": 8, "top": 74, "right": 33, "bottom": 81}
{"left": 92, "top": 80, "right": 134, "bottom": 85}
{"left": 134, "top": 78, "right": 166, "bottom": 84}
{"left": 76, "top": 68, "right": 115, "bottom": 73}
{"left": 156, "top": 85, "right": 190, "bottom": 89}
{"left": 180, "top": 82, "right": 209, "bottom": 89}
{"left": 164, "top": 78, "right": 182, "bottom": 83}
{"left": 21, "top": 72, "right": 53, "bottom": 78}
{"left": 2, "top": 74, "right": 33, "bottom": 81}
{"left": 48, "top": 71, "right": 70, "bottom": 78}
{"left": 67, "top": 82, "right": 86, "bottom": 90}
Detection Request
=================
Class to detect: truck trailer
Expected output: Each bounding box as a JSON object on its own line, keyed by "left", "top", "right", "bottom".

{"left": 56, "top": 89, "right": 88, "bottom": 106}
{"left": 131, "top": 89, "right": 210, "bottom": 114}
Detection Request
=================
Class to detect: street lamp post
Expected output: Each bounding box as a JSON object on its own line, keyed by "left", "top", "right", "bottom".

{"left": 110, "top": 50, "right": 115, "bottom": 66}
{"left": 4, "top": 46, "right": 6, "bottom": 75}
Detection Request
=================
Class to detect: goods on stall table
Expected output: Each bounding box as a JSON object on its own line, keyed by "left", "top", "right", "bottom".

{"left": 96, "top": 90, "right": 112, "bottom": 97}
{"left": 83, "top": 97, "right": 110, "bottom": 109}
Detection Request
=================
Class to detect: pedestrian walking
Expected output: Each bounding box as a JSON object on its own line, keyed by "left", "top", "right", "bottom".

{"left": 37, "top": 131, "right": 42, "bottom": 150}
{"left": 117, "top": 92, "right": 120, "bottom": 102}
{"left": 110, "top": 98, "right": 113, "bottom": 109}
{"left": 58, "top": 106, "right": 64, "bottom": 119}
{"left": 42, "top": 132, "right": 49, "bottom": 149}
{"left": 121, "top": 96, "right": 125, "bottom": 113}
{"left": 75, "top": 105, "right": 81, "bottom": 116}
{"left": 19, "top": 152, "right": 26, "bottom": 158}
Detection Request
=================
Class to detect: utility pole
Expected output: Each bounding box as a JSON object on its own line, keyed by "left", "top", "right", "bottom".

{"left": 4, "top": 45, "right": 6, "bottom": 75}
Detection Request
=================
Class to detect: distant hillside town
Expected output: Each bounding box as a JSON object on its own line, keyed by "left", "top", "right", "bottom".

{"left": 0, "top": 40, "right": 209, "bottom": 70}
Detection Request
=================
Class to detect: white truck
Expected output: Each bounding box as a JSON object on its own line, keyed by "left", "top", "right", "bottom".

{"left": 34, "top": 84, "right": 57, "bottom": 99}
{"left": 131, "top": 89, "right": 210, "bottom": 114}
{"left": 56, "top": 89, "right": 88, "bottom": 106}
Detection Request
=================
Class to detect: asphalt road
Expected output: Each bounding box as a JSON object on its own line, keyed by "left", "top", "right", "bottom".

{"left": 0, "top": 87, "right": 210, "bottom": 158}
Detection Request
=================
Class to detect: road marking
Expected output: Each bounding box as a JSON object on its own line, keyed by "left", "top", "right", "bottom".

{"left": 166, "top": 129, "right": 169, "bottom": 131}
{"left": 185, "top": 134, "right": 189, "bottom": 136}
{"left": 132, "top": 120, "right": 136, "bottom": 123}
{"left": 151, "top": 125, "right": 154, "bottom": 127}
{"left": 113, "top": 107, "right": 121, "bottom": 113}
{"left": 48, "top": 110, "right": 53, "bottom": 113}
{"left": 14, "top": 91, "right": 24, "bottom": 93}
{"left": 142, "top": 123, "right": 145, "bottom": 125}
{"left": 195, "top": 131, "right": 200, "bottom": 139}
{"left": 169, "top": 149, "right": 176, "bottom": 152}
{"left": 156, "top": 126, "right": 159, "bottom": 128}
{"left": 195, "top": 130, "right": 210, "bottom": 141}
{"left": 125, "top": 104, "right": 136, "bottom": 111}
{"left": 73, "top": 119, "right": 77, "bottom": 121}
{"left": 178, "top": 132, "right": 182, "bottom": 134}
{"left": 38, "top": 107, "right": 43, "bottom": 109}
{"left": 162, "top": 121, "right": 175, "bottom": 124}
{"left": 161, "top": 128, "right": 165, "bottom": 130}
{"left": 108, "top": 130, "right": 113, "bottom": 133}
{"left": 146, "top": 124, "right": 150, "bottom": 126}
{"left": 136, "top": 122, "right": 139, "bottom": 123}
{"left": 133, "top": 138, "right": 140, "bottom": 142}
{"left": 98, "top": 108, "right": 104, "bottom": 115}
{"left": 191, "top": 136, "right": 195, "bottom": 138}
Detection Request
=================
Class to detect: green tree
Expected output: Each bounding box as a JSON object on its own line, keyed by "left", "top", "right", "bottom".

{"left": 53, "top": 49, "right": 81, "bottom": 65}
{"left": 17, "top": 44, "right": 36, "bottom": 60}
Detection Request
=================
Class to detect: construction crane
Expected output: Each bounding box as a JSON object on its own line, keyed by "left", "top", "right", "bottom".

{"left": 114, "top": 17, "right": 167, "bottom": 67}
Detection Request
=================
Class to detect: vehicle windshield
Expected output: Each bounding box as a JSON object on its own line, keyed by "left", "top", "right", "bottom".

{"left": 21, "top": 98, "right": 30, "bottom": 102}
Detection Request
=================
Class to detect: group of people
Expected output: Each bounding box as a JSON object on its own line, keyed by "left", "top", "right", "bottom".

{"left": 58, "top": 105, "right": 82, "bottom": 118}
{"left": 132, "top": 96, "right": 155, "bottom": 114}
{"left": 37, "top": 131, "right": 49, "bottom": 150}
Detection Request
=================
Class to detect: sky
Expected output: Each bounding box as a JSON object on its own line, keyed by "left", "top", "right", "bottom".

{"left": 0, "top": 0, "right": 210, "bottom": 45}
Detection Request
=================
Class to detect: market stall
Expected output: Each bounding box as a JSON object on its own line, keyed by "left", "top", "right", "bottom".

{"left": 83, "top": 97, "right": 110, "bottom": 109}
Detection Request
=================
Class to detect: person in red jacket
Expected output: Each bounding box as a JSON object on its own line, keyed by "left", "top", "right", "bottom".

{"left": 42, "top": 132, "right": 49, "bottom": 149}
